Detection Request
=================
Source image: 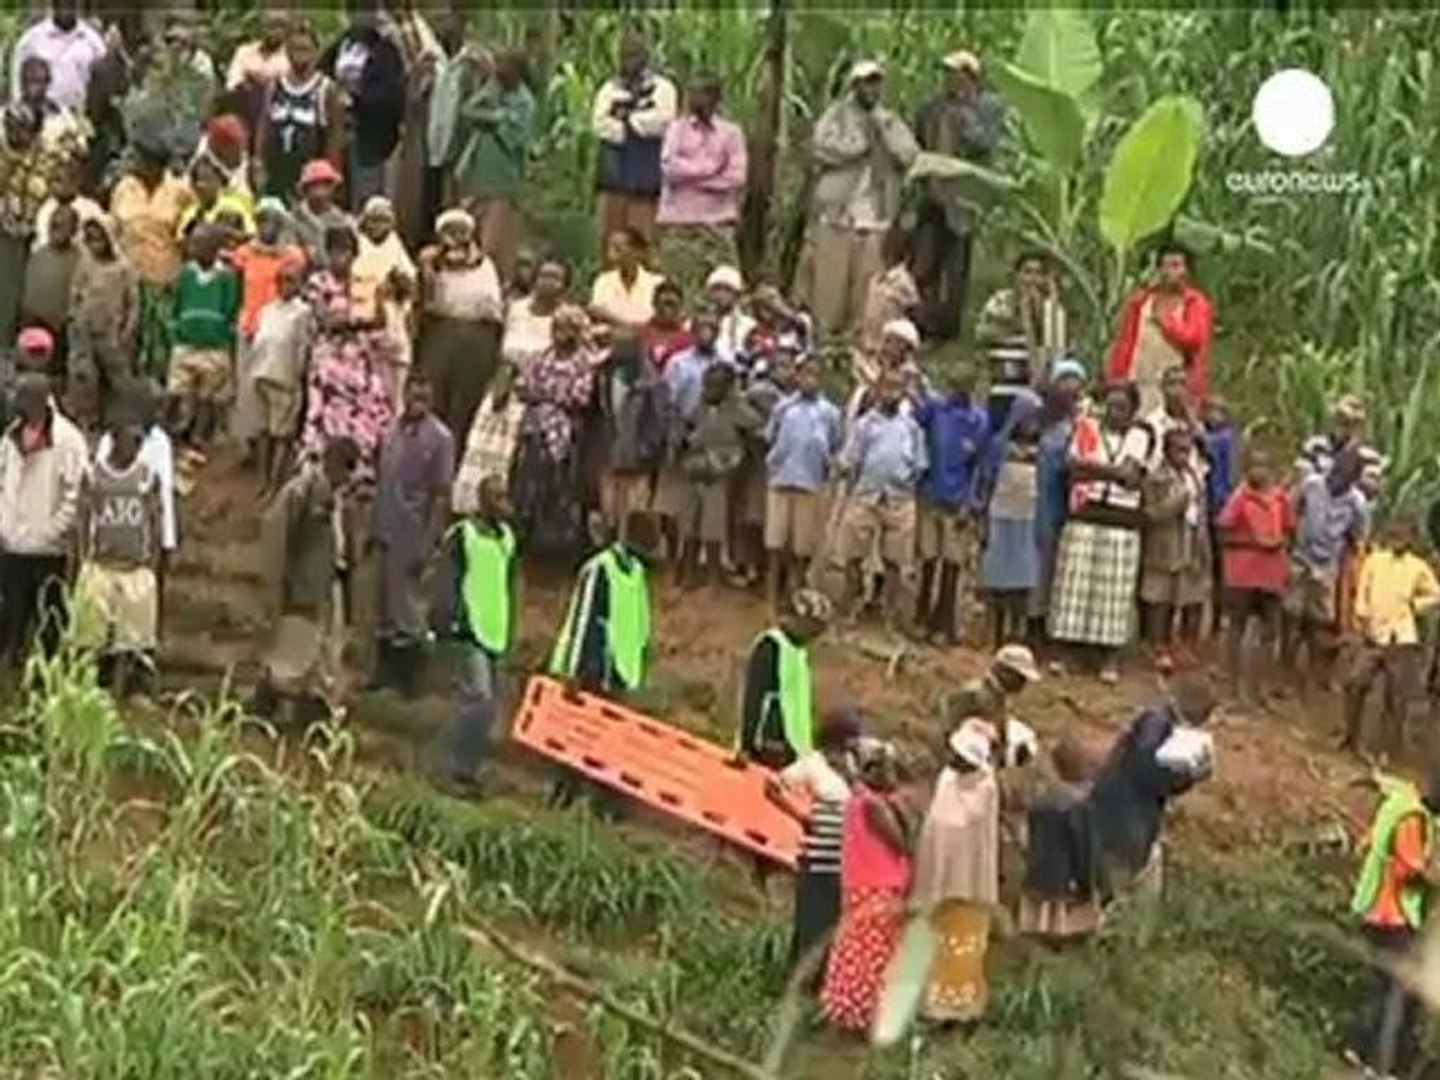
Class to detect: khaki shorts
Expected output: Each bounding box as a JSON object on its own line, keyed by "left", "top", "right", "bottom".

{"left": 167, "top": 345, "right": 231, "bottom": 402}
{"left": 1283, "top": 558, "right": 1338, "bottom": 626}
{"left": 74, "top": 562, "right": 158, "bottom": 652}
{"left": 840, "top": 494, "right": 916, "bottom": 569}
{"left": 601, "top": 470, "right": 653, "bottom": 530}
{"left": 255, "top": 379, "right": 300, "bottom": 438}
{"left": 917, "top": 503, "right": 970, "bottom": 563}
{"left": 764, "top": 488, "right": 824, "bottom": 558}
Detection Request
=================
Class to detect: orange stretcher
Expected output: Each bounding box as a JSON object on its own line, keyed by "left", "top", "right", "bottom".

{"left": 511, "top": 675, "right": 804, "bottom": 868}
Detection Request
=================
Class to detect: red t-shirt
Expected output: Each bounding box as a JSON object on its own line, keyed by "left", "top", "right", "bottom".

{"left": 1217, "top": 483, "right": 1293, "bottom": 593}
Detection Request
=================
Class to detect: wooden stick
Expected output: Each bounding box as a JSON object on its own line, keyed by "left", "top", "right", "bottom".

{"left": 458, "top": 921, "right": 772, "bottom": 1080}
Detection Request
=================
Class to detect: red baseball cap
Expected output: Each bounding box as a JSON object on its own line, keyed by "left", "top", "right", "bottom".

{"left": 16, "top": 327, "right": 54, "bottom": 355}
{"left": 299, "top": 158, "right": 342, "bottom": 188}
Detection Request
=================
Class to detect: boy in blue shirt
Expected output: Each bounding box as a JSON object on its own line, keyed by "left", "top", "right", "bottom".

{"left": 764, "top": 354, "right": 842, "bottom": 613}
{"left": 836, "top": 370, "right": 928, "bottom": 627}
{"left": 913, "top": 361, "right": 988, "bottom": 644}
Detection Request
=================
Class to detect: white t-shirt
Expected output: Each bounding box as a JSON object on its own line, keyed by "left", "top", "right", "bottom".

{"left": 780, "top": 751, "right": 850, "bottom": 802}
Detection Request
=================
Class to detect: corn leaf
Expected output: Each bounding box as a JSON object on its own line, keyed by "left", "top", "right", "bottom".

{"left": 1099, "top": 95, "right": 1205, "bottom": 255}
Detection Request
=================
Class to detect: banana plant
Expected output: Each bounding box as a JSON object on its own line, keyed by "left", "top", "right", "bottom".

{"left": 908, "top": 9, "right": 1216, "bottom": 331}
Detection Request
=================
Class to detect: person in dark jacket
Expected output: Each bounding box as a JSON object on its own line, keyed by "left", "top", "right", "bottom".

{"left": 1019, "top": 734, "right": 1106, "bottom": 942}
{"left": 738, "top": 588, "right": 833, "bottom": 769}
{"left": 322, "top": 7, "right": 407, "bottom": 210}
{"left": 911, "top": 51, "right": 1004, "bottom": 340}
{"left": 590, "top": 31, "right": 677, "bottom": 248}
{"left": 1088, "top": 674, "right": 1216, "bottom": 893}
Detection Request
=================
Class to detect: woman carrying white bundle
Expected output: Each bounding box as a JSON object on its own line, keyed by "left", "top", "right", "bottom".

{"left": 1087, "top": 673, "right": 1217, "bottom": 897}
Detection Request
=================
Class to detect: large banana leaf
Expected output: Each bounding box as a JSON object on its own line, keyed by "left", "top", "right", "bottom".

{"left": 906, "top": 150, "right": 1018, "bottom": 224}
{"left": 1013, "top": 8, "right": 1103, "bottom": 99}
{"left": 1099, "top": 95, "right": 1204, "bottom": 254}
{"left": 989, "top": 61, "right": 1087, "bottom": 172}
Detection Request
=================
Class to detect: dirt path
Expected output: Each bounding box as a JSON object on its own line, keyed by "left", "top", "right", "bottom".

{"left": 164, "top": 454, "right": 1379, "bottom": 867}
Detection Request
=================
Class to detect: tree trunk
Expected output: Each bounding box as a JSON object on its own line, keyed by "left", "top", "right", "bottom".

{"left": 737, "top": 0, "right": 787, "bottom": 281}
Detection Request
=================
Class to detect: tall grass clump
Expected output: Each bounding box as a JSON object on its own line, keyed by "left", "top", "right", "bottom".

{"left": 0, "top": 640, "right": 558, "bottom": 1077}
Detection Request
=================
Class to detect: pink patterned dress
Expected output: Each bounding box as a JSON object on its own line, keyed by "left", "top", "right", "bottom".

{"left": 301, "top": 269, "right": 396, "bottom": 485}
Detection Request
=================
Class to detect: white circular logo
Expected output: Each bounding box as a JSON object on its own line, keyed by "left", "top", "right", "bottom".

{"left": 1252, "top": 68, "right": 1335, "bottom": 158}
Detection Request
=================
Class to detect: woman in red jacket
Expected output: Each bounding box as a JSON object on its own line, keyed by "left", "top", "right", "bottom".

{"left": 1105, "top": 243, "right": 1214, "bottom": 414}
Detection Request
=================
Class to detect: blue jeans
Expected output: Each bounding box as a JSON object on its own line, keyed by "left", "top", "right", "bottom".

{"left": 440, "top": 644, "right": 499, "bottom": 780}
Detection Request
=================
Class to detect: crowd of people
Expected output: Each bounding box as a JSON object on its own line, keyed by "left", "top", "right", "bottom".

{"left": 1, "top": 4, "right": 1437, "bottom": 1064}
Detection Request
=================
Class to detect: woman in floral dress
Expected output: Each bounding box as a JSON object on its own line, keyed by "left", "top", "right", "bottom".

{"left": 301, "top": 224, "right": 396, "bottom": 487}
{"left": 511, "top": 303, "right": 598, "bottom": 559}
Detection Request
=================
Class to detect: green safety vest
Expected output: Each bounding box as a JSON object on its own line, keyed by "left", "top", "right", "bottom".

{"left": 549, "top": 546, "right": 650, "bottom": 690}
{"left": 457, "top": 520, "right": 516, "bottom": 654}
{"left": 759, "top": 628, "right": 814, "bottom": 755}
{"left": 1351, "top": 779, "right": 1432, "bottom": 929}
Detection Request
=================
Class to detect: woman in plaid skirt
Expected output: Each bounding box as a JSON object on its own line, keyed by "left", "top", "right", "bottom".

{"left": 1048, "top": 382, "right": 1153, "bottom": 683}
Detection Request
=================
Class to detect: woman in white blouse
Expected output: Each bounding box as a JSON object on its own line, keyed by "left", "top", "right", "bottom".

{"left": 500, "top": 255, "right": 571, "bottom": 372}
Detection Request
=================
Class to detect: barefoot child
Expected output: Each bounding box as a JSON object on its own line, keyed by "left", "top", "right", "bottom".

{"left": 1140, "top": 426, "right": 1212, "bottom": 668}
{"left": 915, "top": 361, "right": 989, "bottom": 645}
{"left": 1342, "top": 519, "right": 1440, "bottom": 758}
{"left": 168, "top": 224, "right": 240, "bottom": 455}
{"left": 231, "top": 199, "right": 305, "bottom": 456}
{"left": 250, "top": 263, "right": 313, "bottom": 495}
{"left": 977, "top": 394, "right": 1042, "bottom": 650}
{"left": 1217, "top": 446, "right": 1291, "bottom": 707}
{"left": 75, "top": 409, "right": 163, "bottom": 695}
{"left": 764, "top": 354, "right": 842, "bottom": 610}
{"left": 837, "top": 369, "right": 927, "bottom": 626}
{"left": 677, "top": 363, "right": 759, "bottom": 587}
{"left": 68, "top": 214, "right": 137, "bottom": 427}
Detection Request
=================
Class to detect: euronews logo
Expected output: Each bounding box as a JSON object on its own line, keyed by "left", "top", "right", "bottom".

{"left": 1226, "top": 68, "right": 1366, "bottom": 196}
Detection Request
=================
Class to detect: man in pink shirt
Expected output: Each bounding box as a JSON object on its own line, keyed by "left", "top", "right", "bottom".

{"left": 656, "top": 70, "right": 747, "bottom": 300}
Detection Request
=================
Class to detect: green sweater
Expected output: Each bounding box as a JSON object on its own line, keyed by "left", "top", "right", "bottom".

{"left": 453, "top": 81, "right": 537, "bottom": 201}
{"left": 172, "top": 261, "right": 240, "bottom": 349}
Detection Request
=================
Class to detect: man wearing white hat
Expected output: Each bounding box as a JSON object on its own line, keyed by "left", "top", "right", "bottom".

{"left": 938, "top": 642, "right": 1042, "bottom": 755}
{"left": 913, "top": 49, "right": 1005, "bottom": 341}
{"left": 806, "top": 58, "right": 918, "bottom": 340}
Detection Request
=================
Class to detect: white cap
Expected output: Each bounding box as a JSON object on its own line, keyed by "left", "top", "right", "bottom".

{"left": 942, "top": 51, "right": 982, "bottom": 75}
{"left": 705, "top": 265, "right": 743, "bottom": 293}
{"left": 849, "top": 59, "right": 885, "bottom": 82}
{"left": 881, "top": 318, "right": 920, "bottom": 350}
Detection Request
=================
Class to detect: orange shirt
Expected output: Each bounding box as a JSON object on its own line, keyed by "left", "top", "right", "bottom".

{"left": 1367, "top": 815, "right": 1428, "bottom": 928}
{"left": 231, "top": 242, "right": 306, "bottom": 338}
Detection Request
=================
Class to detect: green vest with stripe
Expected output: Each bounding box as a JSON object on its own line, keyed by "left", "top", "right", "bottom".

{"left": 758, "top": 628, "right": 814, "bottom": 755}
{"left": 456, "top": 520, "right": 516, "bottom": 654}
{"left": 549, "top": 546, "right": 650, "bottom": 690}
{"left": 1351, "top": 778, "right": 1432, "bottom": 929}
